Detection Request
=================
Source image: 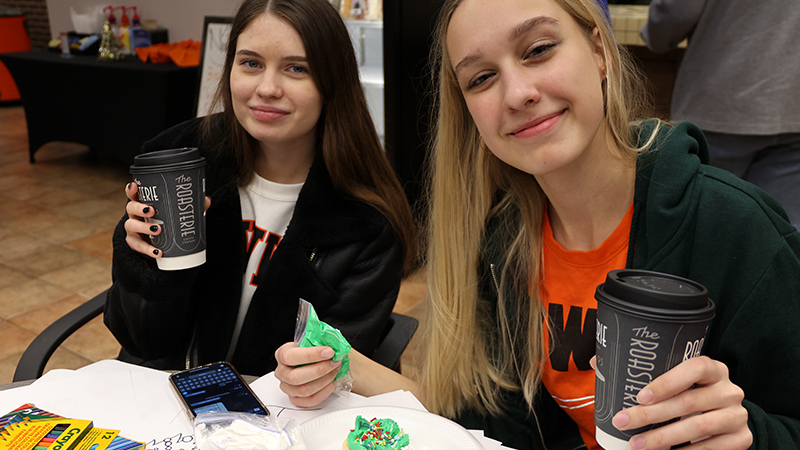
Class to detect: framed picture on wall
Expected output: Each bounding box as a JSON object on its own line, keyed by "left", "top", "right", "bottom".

{"left": 195, "top": 16, "right": 233, "bottom": 117}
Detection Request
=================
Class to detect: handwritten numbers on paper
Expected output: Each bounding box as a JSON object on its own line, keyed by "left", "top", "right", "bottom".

{"left": 147, "top": 432, "right": 196, "bottom": 450}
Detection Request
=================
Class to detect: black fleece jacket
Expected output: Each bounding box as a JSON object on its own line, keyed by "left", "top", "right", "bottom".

{"left": 104, "top": 114, "right": 404, "bottom": 376}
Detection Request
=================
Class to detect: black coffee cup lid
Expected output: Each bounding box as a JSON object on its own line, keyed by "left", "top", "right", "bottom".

{"left": 130, "top": 147, "right": 205, "bottom": 174}
{"left": 598, "top": 269, "right": 713, "bottom": 313}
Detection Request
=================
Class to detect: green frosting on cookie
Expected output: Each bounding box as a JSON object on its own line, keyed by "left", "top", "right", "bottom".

{"left": 347, "top": 416, "right": 410, "bottom": 449}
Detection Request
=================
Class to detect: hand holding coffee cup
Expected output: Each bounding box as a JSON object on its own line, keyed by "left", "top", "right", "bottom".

{"left": 127, "top": 147, "right": 208, "bottom": 270}
{"left": 594, "top": 270, "right": 751, "bottom": 450}
{"left": 594, "top": 269, "right": 712, "bottom": 448}
{"left": 123, "top": 184, "right": 211, "bottom": 257}
{"left": 609, "top": 354, "right": 751, "bottom": 449}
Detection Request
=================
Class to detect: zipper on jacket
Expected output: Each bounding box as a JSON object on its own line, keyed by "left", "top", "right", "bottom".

{"left": 489, "top": 263, "right": 550, "bottom": 450}
{"left": 490, "top": 263, "right": 501, "bottom": 295}
{"left": 309, "top": 247, "right": 318, "bottom": 264}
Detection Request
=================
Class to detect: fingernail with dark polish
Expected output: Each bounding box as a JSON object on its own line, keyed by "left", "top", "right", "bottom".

{"left": 153, "top": 249, "right": 160, "bottom": 256}
{"left": 143, "top": 207, "right": 151, "bottom": 214}
{"left": 150, "top": 225, "right": 159, "bottom": 232}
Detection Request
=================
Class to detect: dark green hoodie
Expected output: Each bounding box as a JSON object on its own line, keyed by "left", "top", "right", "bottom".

{"left": 457, "top": 121, "right": 800, "bottom": 449}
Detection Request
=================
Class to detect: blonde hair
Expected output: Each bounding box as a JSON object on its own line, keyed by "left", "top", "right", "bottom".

{"left": 422, "top": 0, "right": 657, "bottom": 417}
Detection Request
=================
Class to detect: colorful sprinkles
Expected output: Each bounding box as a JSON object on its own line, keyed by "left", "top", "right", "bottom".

{"left": 347, "top": 416, "right": 409, "bottom": 449}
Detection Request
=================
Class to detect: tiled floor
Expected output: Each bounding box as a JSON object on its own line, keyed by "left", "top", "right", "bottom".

{"left": 0, "top": 104, "right": 129, "bottom": 384}
{"left": 0, "top": 104, "right": 427, "bottom": 384}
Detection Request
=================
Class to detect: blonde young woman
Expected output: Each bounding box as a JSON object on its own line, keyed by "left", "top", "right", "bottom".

{"left": 275, "top": 0, "right": 800, "bottom": 449}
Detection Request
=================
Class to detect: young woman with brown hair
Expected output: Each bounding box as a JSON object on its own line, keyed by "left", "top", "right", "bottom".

{"left": 106, "top": 0, "right": 416, "bottom": 377}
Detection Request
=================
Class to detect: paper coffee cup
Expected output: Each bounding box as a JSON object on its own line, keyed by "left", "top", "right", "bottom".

{"left": 594, "top": 269, "right": 715, "bottom": 450}
{"left": 130, "top": 148, "right": 207, "bottom": 271}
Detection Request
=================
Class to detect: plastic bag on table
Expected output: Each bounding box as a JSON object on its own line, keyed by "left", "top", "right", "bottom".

{"left": 294, "top": 298, "right": 353, "bottom": 395}
{"left": 194, "top": 411, "right": 306, "bottom": 450}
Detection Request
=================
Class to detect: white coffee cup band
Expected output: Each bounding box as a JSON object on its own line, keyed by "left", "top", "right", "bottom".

{"left": 596, "top": 426, "right": 631, "bottom": 450}
{"left": 156, "top": 250, "right": 206, "bottom": 271}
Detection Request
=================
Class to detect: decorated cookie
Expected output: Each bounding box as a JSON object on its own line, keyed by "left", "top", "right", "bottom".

{"left": 344, "top": 415, "right": 410, "bottom": 450}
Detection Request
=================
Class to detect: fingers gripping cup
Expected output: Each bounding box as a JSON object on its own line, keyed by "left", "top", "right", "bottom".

{"left": 594, "top": 270, "right": 715, "bottom": 450}
{"left": 130, "top": 148, "right": 207, "bottom": 271}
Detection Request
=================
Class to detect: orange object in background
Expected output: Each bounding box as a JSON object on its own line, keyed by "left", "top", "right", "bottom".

{"left": 0, "top": 15, "right": 32, "bottom": 103}
{"left": 135, "top": 39, "right": 201, "bottom": 67}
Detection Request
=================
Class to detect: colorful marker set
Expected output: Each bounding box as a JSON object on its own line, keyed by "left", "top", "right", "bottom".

{"left": 0, "top": 404, "right": 144, "bottom": 450}
{"left": 31, "top": 423, "right": 69, "bottom": 450}
{"left": 0, "top": 418, "right": 92, "bottom": 450}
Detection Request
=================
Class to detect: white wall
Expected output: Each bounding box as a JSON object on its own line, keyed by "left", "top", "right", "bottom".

{"left": 46, "top": 0, "right": 239, "bottom": 42}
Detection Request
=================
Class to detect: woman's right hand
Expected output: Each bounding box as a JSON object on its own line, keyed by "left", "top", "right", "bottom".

{"left": 275, "top": 342, "right": 424, "bottom": 408}
{"left": 274, "top": 342, "right": 341, "bottom": 407}
{"left": 123, "top": 182, "right": 210, "bottom": 258}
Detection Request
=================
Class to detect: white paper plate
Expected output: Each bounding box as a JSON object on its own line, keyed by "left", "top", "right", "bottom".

{"left": 299, "top": 406, "right": 483, "bottom": 449}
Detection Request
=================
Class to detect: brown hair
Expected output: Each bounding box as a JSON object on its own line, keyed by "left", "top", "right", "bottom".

{"left": 204, "top": 0, "right": 417, "bottom": 272}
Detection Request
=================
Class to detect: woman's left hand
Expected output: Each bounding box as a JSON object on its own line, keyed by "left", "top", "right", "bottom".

{"left": 612, "top": 355, "right": 752, "bottom": 450}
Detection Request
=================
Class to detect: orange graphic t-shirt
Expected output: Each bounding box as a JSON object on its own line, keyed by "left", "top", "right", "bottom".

{"left": 540, "top": 204, "right": 633, "bottom": 450}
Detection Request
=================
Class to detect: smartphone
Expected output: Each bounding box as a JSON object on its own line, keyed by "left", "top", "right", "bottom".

{"left": 168, "top": 361, "right": 270, "bottom": 417}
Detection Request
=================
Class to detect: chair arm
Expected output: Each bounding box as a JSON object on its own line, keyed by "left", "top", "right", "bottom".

{"left": 372, "top": 312, "right": 419, "bottom": 372}
{"left": 12, "top": 289, "right": 108, "bottom": 382}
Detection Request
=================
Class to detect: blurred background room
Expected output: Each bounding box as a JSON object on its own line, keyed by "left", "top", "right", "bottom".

{"left": 0, "top": 0, "right": 684, "bottom": 384}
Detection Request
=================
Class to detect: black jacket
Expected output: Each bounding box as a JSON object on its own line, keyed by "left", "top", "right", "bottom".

{"left": 104, "top": 115, "right": 404, "bottom": 375}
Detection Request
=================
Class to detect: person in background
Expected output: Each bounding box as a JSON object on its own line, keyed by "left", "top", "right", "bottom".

{"left": 104, "top": 0, "right": 416, "bottom": 376}
{"left": 274, "top": 0, "right": 800, "bottom": 449}
{"left": 641, "top": 0, "right": 800, "bottom": 229}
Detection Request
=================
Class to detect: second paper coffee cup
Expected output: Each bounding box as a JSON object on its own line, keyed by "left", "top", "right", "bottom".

{"left": 130, "top": 147, "right": 207, "bottom": 271}
{"left": 594, "top": 269, "right": 715, "bottom": 450}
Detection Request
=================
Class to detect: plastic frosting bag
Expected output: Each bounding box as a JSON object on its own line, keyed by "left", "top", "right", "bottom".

{"left": 194, "top": 411, "right": 306, "bottom": 450}
{"left": 294, "top": 298, "right": 353, "bottom": 393}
